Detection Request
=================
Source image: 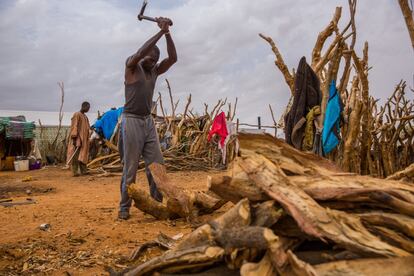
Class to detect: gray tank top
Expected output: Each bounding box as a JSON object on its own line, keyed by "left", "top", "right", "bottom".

{"left": 124, "top": 64, "right": 157, "bottom": 116}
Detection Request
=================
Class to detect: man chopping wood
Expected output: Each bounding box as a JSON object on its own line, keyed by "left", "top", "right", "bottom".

{"left": 118, "top": 17, "right": 189, "bottom": 220}
{"left": 67, "top": 102, "right": 91, "bottom": 176}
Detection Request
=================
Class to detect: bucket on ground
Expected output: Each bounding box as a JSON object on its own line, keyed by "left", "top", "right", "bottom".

{"left": 14, "top": 160, "right": 29, "bottom": 171}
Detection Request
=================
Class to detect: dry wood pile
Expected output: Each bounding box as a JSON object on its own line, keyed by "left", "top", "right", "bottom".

{"left": 117, "top": 133, "right": 414, "bottom": 276}
{"left": 87, "top": 81, "right": 239, "bottom": 174}
{"left": 261, "top": 1, "right": 414, "bottom": 178}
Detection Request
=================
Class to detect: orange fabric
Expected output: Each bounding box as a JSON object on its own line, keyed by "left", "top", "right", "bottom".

{"left": 66, "top": 112, "right": 90, "bottom": 164}
{"left": 208, "top": 112, "right": 228, "bottom": 147}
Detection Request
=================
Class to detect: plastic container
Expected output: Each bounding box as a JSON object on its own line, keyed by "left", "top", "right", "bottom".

{"left": 15, "top": 156, "right": 27, "bottom": 161}
{"left": 14, "top": 160, "right": 29, "bottom": 171}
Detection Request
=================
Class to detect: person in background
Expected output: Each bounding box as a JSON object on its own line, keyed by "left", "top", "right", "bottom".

{"left": 67, "top": 102, "right": 91, "bottom": 176}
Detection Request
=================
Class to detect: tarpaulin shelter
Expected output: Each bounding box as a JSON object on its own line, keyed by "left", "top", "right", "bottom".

{"left": 0, "top": 116, "right": 36, "bottom": 170}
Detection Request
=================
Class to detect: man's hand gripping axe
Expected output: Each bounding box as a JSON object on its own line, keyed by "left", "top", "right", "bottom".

{"left": 137, "top": 0, "right": 173, "bottom": 26}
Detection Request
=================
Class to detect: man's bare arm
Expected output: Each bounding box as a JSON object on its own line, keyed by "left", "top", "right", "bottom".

{"left": 126, "top": 30, "right": 166, "bottom": 68}
{"left": 156, "top": 32, "right": 177, "bottom": 75}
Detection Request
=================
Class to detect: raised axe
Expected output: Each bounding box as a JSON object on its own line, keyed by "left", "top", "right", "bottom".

{"left": 137, "top": 0, "right": 173, "bottom": 26}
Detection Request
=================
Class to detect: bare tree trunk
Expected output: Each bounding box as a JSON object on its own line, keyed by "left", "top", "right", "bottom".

{"left": 398, "top": 0, "right": 414, "bottom": 50}
{"left": 342, "top": 77, "right": 362, "bottom": 172}
{"left": 353, "top": 43, "right": 370, "bottom": 175}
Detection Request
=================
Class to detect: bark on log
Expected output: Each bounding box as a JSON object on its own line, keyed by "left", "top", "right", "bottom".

{"left": 358, "top": 212, "right": 414, "bottom": 239}
{"left": 240, "top": 253, "right": 276, "bottom": 276}
{"left": 207, "top": 162, "right": 269, "bottom": 203}
{"left": 208, "top": 198, "right": 251, "bottom": 230}
{"left": 129, "top": 232, "right": 179, "bottom": 261}
{"left": 238, "top": 148, "right": 410, "bottom": 257}
{"left": 368, "top": 191, "right": 414, "bottom": 217}
{"left": 295, "top": 250, "right": 360, "bottom": 265}
{"left": 387, "top": 163, "right": 414, "bottom": 182}
{"left": 251, "top": 200, "right": 283, "bottom": 227}
{"left": 193, "top": 191, "right": 227, "bottom": 215}
{"left": 124, "top": 246, "right": 224, "bottom": 276}
{"left": 238, "top": 133, "right": 340, "bottom": 176}
{"left": 128, "top": 184, "right": 179, "bottom": 220}
{"left": 296, "top": 178, "right": 414, "bottom": 204}
{"left": 128, "top": 185, "right": 226, "bottom": 220}
{"left": 213, "top": 226, "right": 275, "bottom": 252}
{"left": 314, "top": 256, "right": 414, "bottom": 276}
{"left": 241, "top": 245, "right": 317, "bottom": 276}
{"left": 176, "top": 199, "right": 251, "bottom": 251}
{"left": 158, "top": 265, "right": 239, "bottom": 276}
{"left": 174, "top": 224, "right": 216, "bottom": 252}
{"left": 149, "top": 163, "right": 194, "bottom": 218}
{"left": 272, "top": 215, "right": 310, "bottom": 239}
{"left": 282, "top": 250, "right": 318, "bottom": 276}
{"left": 366, "top": 225, "right": 414, "bottom": 253}
{"left": 320, "top": 201, "right": 389, "bottom": 212}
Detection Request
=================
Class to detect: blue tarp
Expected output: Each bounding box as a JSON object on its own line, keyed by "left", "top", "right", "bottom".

{"left": 93, "top": 107, "right": 123, "bottom": 140}
{"left": 322, "top": 80, "right": 342, "bottom": 154}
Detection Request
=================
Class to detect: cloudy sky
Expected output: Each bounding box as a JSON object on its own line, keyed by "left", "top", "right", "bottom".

{"left": 0, "top": 0, "right": 413, "bottom": 127}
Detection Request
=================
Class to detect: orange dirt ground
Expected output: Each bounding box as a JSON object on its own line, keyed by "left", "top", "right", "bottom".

{"left": 0, "top": 167, "right": 228, "bottom": 275}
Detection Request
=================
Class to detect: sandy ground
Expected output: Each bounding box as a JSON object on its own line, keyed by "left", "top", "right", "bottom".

{"left": 0, "top": 167, "right": 228, "bottom": 275}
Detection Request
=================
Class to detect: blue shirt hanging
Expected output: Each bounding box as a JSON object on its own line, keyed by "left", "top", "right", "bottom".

{"left": 322, "top": 80, "right": 342, "bottom": 154}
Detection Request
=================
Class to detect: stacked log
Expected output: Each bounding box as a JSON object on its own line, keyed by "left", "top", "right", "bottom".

{"left": 121, "top": 133, "right": 414, "bottom": 276}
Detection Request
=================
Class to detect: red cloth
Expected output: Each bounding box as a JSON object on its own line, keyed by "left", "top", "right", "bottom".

{"left": 208, "top": 112, "right": 228, "bottom": 147}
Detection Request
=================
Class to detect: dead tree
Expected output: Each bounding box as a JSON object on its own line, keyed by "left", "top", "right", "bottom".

{"left": 398, "top": 0, "right": 414, "bottom": 51}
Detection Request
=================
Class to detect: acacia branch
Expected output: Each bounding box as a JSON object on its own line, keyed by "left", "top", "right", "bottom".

{"left": 339, "top": 0, "right": 357, "bottom": 95}
{"left": 259, "top": 33, "right": 294, "bottom": 94}
{"left": 231, "top": 97, "right": 238, "bottom": 121}
{"left": 311, "top": 7, "right": 342, "bottom": 69}
{"left": 398, "top": 0, "right": 414, "bottom": 50}
{"left": 158, "top": 92, "right": 168, "bottom": 125}
{"left": 52, "top": 81, "right": 65, "bottom": 148}
{"left": 165, "top": 79, "right": 176, "bottom": 118}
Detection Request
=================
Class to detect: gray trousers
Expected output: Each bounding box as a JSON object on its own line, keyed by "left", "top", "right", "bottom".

{"left": 119, "top": 113, "right": 164, "bottom": 212}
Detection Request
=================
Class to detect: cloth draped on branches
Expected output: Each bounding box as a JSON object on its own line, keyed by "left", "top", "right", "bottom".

{"left": 303, "top": 106, "right": 321, "bottom": 151}
{"left": 284, "top": 56, "right": 322, "bottom": 150}
{"left": 208, "top": 111, "right": 238, "bottom": 164}
{"left": 322, "top": 80, "right": 343, "bottom": 154}
{"left": 93, "top": 107, "right": 123, "bottom": 140}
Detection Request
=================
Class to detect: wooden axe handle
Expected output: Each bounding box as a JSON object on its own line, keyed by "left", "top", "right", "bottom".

{"left": 138, "top": 15, "right": 173, "bottom": 26}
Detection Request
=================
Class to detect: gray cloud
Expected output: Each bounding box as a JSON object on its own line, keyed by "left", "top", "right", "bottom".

{"left": 0, "top": 0, "right": 413, "bottom": 128}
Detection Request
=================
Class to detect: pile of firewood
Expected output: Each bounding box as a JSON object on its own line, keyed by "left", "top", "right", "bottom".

{"left": 87, "top": 83, "right": 239, "bottom": 174}
{"left": 118, "top": 133, "right": 414, "bottom": 276}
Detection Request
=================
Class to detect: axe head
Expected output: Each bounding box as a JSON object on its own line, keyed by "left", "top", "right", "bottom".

{"left": 138, "top": 0, "right": 148, "bottom": 21}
